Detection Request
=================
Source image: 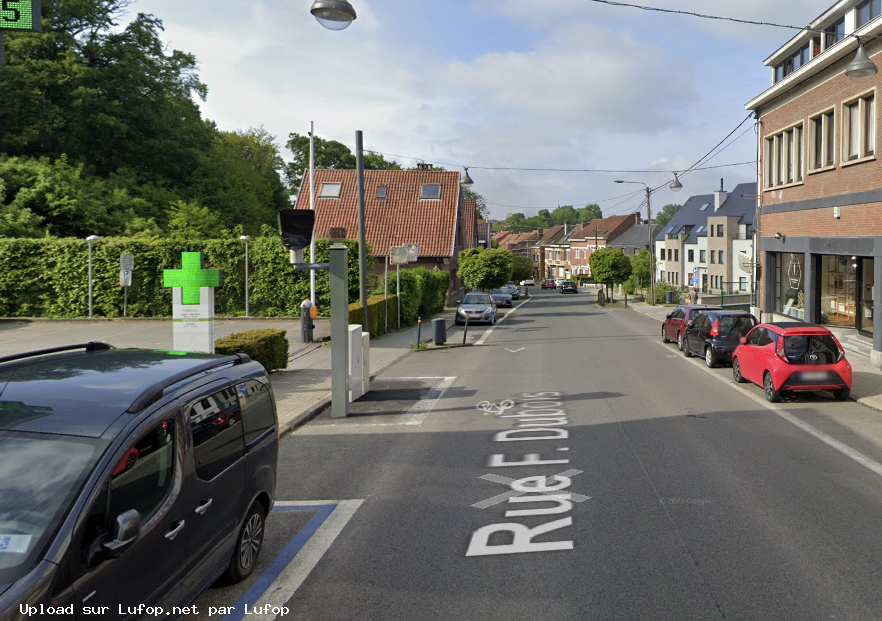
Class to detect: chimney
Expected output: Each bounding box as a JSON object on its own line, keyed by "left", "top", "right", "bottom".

{"left": 564, "top": 222, "right": 568, "bottom": 235}
{"left": 634, "top": 213, "right": 640, "bottom": 225}
{"left": 714, "top": 178, "right": 727, "bottom": 211}
{"left": 538, "top": 228, "right": 544, "bottom": 237}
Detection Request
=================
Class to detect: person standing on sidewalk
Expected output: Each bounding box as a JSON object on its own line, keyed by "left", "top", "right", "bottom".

{"left": 686, "top": 288, "right": 699, "bottom": 304}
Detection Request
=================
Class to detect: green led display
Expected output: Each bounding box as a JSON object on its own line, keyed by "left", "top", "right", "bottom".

{"left": 163, "top": 252, "right": 223, "bottom": 305}
{"left": 0, "top": 0, "right": 41, "bottom": 32}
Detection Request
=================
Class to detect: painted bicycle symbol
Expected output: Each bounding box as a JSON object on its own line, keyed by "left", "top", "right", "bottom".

{"left": 476, "top": 400, "right": 515, "bottom": 416}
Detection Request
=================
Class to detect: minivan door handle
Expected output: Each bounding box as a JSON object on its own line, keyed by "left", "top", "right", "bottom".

{"left": 165, "top": 520, "right": 186, "bottom": 540}
{"left": 195, "top": 498, "right": 213, "bottom": 515}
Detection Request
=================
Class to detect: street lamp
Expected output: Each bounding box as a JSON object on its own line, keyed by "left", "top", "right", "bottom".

{"left": 613, "top": 177, "right": 680, "bottom": 306}
{"left": 240, "top": 235, "right": 250, "bottom": 317}
{"left": 310, "top": 0, "right": 357, "bottom": 30}
{"left": 86, "top": 235, "right": 99, "bottom": 318}
{"left": 460, "top": 167, "right": 474, "bottom": 188}
{"left": 846, "top": 38, "right": 878, "bottom": 84}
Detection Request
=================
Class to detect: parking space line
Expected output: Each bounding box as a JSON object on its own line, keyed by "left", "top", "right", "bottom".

{"left": 220, "top": 499, "right": 364, "bottom": 621}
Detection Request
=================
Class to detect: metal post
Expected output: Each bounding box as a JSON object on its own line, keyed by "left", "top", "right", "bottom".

{"left": 646, "top": 186, "right": 655, "bottom": 306}
{"left": 385, "top": 256, "right": 389, "bottom": 334}
{"left": 309, "top": 121, "right": 317, "bottom": 305}
{"left": 416, "top": 317, "right": 422, "bottom": 347}
{"left": 123, "top": 287, "right": 128, "bottom": 318}
{"left": 463, "top": 316, "right": 469, "bottom": 344}
{"left": 397, "top": 264, "right": 401, "bottom": 329}
{"left": 88, "top": 241, "right": 94, "bottom": 318}
{"left": 355, "top": 130, "right": 368, "bottom": 332}
{"left": 330, "top": 243, "right": 349, "bottom": 418}
{"left": 244, "top": 240, "right": 250, "bottom": 317}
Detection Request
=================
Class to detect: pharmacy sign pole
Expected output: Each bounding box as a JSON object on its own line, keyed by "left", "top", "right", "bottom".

{"left": 163, "top": 252, "right": 222, "bottom": 354}
{"left": 0, "top": 0, "right": 42, "bottom": 65}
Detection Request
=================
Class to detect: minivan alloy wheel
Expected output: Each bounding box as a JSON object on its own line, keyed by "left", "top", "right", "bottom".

{"left": 225, "top": 502, "right": 266, "bottom": 583}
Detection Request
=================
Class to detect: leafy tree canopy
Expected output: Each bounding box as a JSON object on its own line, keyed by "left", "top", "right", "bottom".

{"left": 589, "top": 248, "right": 633, "bottom": 287}
{"left": 511, "top": 255, "right": 533, "bottom": 281}
{"left": 285, "top": 133, "right": 402, "bottom": 193}
{"left": 550, "top": 205, "right": 579, "bottom": 226}
{"left": 579, "top": 204, "right": 602, "bottom": 222}
{"left": 458, "top": 248, "right": 513, "bottom": 290}
{"left": 655, "top": 203, "right": 683, "bottom": 227}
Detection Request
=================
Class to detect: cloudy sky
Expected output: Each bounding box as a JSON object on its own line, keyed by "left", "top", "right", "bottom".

{"left": 130, "top": 0, "right": 819, "bottom": 221}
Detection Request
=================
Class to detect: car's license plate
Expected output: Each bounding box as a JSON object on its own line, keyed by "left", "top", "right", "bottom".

{"left": 802, "top": 371, "right": 828, "bottom": 381}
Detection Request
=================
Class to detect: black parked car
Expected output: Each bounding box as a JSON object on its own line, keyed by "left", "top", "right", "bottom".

{"left": 682, "top": 310, "right": 758, "bottom": 367}
{"left": 560, "top": 281, "right": 578, "bottom": 294}
{"left": 0, "top": 343, "right": 279, "bottom": 620}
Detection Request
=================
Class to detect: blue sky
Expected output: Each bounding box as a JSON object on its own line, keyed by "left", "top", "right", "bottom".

{"left": 130, "top": 0, "right": 817, "bottom": 220}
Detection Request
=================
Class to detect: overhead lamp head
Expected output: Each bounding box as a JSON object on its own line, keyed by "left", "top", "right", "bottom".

{"left": 774, "top": 232, "right": 785, "bottom": 240}
{"left": 239, "top": 235, "right": 250, "bottom": 242}
{"left": 846, "top": 41, "right": 878, "bottom": 84}
{"left": 310, "top": 0, "right": 357, "bottom": 31}
{"left": 86, "top": 235, "right": 99, "bottom": 242}
{"left": 459, "top": 167, "right": 474, "bottom": 188}
{"left": 669, "top": 173, "right": 682, "bottom": 193}
{"left": 614, "top": 180, "right": 625, "bottom": 184}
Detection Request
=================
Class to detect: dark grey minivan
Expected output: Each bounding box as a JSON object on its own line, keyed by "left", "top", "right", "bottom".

{"left": 0, "top": 343, "right": 278, "bottom": 620}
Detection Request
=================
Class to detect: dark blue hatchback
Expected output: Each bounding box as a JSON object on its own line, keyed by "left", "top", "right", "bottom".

{"left": 682, "top": 310, "right": 758, "bottom": 368}
{"left": 0, "top": 343, "right": 278, "bottom": 620}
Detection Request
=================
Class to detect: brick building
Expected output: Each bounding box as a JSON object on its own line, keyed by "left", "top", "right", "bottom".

{"left": 746, "top": 0, "right": 882, "bottom": 365}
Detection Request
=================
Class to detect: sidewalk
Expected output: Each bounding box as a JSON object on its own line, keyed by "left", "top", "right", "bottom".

{"left": 625, "top": 298, "right": 882, "bottom": 413}
{"left": 271, "top": 308, "right": 460, "bottom": 435}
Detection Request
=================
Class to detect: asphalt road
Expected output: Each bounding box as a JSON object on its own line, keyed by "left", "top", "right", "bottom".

{"left": 196, "top": 288, "right": 882, "bottom": 620}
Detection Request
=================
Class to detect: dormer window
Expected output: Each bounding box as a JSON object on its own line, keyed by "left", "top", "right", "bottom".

{"left": 420, "top": 184, "right": 442, "bottom": 200}
{"left": 377, "top": 186, "right": 388, "bottom": 199}
{"left": 858, "top": 0, "right": 882, "bottom": 27}
{"left": 824, "top": 17, "right": 845, "bottom": 50}
{"left": 318, "top": 182, "right": 342, "bottom": 199}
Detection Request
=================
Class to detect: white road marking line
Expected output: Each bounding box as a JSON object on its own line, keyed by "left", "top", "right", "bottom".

{"left": 475, "top": 296, "right": 530, "bottom": 346}
{"left": 255, "top": 500, "right": 364, "bottom": 621}
{"left": 651, "top": 332, "right": 882, "bottom": 479}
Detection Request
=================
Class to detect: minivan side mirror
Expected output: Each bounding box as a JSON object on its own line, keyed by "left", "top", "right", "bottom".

{"left": 102, "top": 509, "right": 142, "bottom": 558}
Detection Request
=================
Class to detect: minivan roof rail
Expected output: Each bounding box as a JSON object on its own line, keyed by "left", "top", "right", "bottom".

{"left": 127, "top": 354, "right": 252, "bottom": 413}
{"left": 0, "top": 342, "right": 112, "bottom": 365}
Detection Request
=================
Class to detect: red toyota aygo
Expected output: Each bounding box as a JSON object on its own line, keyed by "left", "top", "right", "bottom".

{"left": 732, "top": 322, "right": 852, "bottom": 402}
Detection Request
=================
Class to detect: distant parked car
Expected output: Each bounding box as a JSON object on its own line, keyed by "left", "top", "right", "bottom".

{"left": 503, "top": 285, "right": 520, "bottom": 300}
{"left": 554, "top": 278, "right": 567, "bottom": 288}
{"left": 732, "top": 323, "right": 852, "bottom": 402}
{"left": 541, "top": 279, "right": 557, "bottom": 289}
{"left": 682, "top": 310, "right": 758, "bottom": 367}
{"left": 520, "top": 278, "right": 535, "bottom": 286}
{"left": 559, "top": 281, "right": 578, "bottom": 294}
{"left": 489, "top": 289, "right": 513, "bottom": 308}
{"left": 662, "top": 304, "right": 723, "bottom": 351}
{"left": 455, "top": 293, "right": 497, "bottom": 325}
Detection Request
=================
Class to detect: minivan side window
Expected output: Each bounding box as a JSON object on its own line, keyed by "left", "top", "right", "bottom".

{"left": 238, "top": 380, "right": 276, "bottom": 447}
{"left": 188, "top": 388, "right": 245, "bottom": 481}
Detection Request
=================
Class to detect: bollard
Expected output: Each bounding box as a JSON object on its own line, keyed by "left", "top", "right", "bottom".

{"left": 432, "top": 317, "right": 446, "bottom": 345}
{"left": 300, "top": 299, "right": 315, "bottom": 343}
{"left": 416, "top": 317, "right": 422, "bottom": 347}
{"left": 463, "top": 315, "right": 469, "bottom": 344}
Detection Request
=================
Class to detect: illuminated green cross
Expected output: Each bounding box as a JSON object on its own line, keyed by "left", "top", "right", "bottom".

{"left": 163, "top": 252, "right": 223, "bottom": 305}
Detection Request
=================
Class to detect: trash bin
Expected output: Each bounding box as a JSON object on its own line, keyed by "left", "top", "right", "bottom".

{"left": 432, "top": 317, "right": 447, "bottom": 345}
{"left": 300, "top": 299, "right": 315, "bottom": 343}
{"left": 665, "top": 290, "right": 674, "bottom": 304}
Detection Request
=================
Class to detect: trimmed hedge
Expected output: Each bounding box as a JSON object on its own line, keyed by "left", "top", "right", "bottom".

{"left": 349, "top": 294, "right": 397, "bottom": 337}
{"left": 215, "top": 328, "right": 289, "bottom": 372}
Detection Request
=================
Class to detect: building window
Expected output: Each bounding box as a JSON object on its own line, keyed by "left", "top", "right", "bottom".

{"left": 710, "top": 251, "right": 716, "bottom": 264}
{"left": 667, "top": 249, "right": 672, "bottom": 261}
{"left": 857, "top": 0, "right": 881, "bottom": 27}
{"left": 764, "top": 123, "right": 805, "bottom": 187}
{"left": 556, "top": 251, "right": 561, "bottom": 261}
{"left": 710, "top": 227, "right": 714, "bottom": 237}
{"left": 420, "top": 184, "right": 442, "bottom": 199}
{"left": 674, "top": 249, "right": 679, "bottom": 262}
{"left": 824, "top": 17, "right": 845, "bottom": 50}
{"left": 318, "top": 182, "right": 342, "bottom": 198}
{"left": 774, "top": 42, "right": 812, "bottom": 83}
{"left": 688, "top": 249, "right": 694, "bottom": 262}
{"left": 377, "top": 186, "right": 388, "bottom": 199}
{"left": 717, "top": 224, "right": 724, "bottom": 237}
{"left": 775, "top": 253, "right": 805, "bottom": 318}
{"left": 574, "top": 249, "right": 580, "bottom": 259}
{"left": 700, "top": 250, "right": 706, "bottom": 263}
{"left": 809, "top": 110, "right": 835, "bottom": 170}
{"left": 843, "top": 92, "right": 875, "bottom": 161}
{"left": 719, "top": 251, "right": 724, "bottom": 264}
{"left": 659, "top": 248, "right": 665, "bottom": 260}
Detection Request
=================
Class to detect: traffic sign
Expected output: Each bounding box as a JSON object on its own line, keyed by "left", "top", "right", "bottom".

{"left": 120, "top": 253, "right": 134, "bottom": 271}
{"left": 0, "top": 0, "right": 42, "bottom": 32}
{"left": 120, "top": 269, "right": 132, "bottom": 287}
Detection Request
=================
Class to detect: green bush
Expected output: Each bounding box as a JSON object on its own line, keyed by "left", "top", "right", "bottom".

{"left": 413, "top": 267, "right": 450, "bottom": 317}
{"left": 653, "top": 282, "right": 682, "bottom": 305}
{"left": 349, "top": 294, "right": 396, "bottom": 337}
{"left": 215, "top": 328, "right": 289, "bottom": 372}
{"left": 624, "top": 275, "right": 639, "bottom": 295}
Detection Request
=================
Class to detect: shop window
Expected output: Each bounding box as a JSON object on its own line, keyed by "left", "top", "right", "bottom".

{"left": 775, "top": 252, "right": 805, "bottom": 319}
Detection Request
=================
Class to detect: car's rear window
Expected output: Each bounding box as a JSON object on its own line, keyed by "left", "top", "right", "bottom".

{"left": 463, "top": 294, "right": 491, "bottom": 304}
{"left": 717, "top": 315, "right": 756, "bottom": 337}
{"left": 0, "top": 431, "right": 105, "bottom": 583}
{"left": 782, "top": 334, "right": 840, "bottom": 365}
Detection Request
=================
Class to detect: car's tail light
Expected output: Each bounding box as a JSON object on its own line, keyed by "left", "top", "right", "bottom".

{"left": 710, "top": 318, "right": 719, "bottom": 337}
{"left": 776, "top": 337, "right": 789, "bottom": 363}
{"left": 832, "top": 336, "right": 846, "bottom": 362}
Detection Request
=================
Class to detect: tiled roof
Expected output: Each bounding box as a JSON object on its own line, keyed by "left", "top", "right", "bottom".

{"left": 463, "top": 198, "right": 477, "bottom": 249}
{"left": 578, "top": 215, "right": 634, "bottom": 239}
{"left": 296, "top": 169, "right": 461, "bottom": 257}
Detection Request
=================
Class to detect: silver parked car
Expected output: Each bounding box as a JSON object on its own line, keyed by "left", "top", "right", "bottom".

{"left": 503, "top": 285, "right": 520, "bottom": 300}
{"left": 455, "top": 293, "right": 497, "bottom": 325}
{"left": 489, "top": 289, "right": 513, "bottom": 308}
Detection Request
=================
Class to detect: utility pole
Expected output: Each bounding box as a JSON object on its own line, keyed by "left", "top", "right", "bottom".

{"left": 645, "top": 186, "right": 655, "bottom": 306}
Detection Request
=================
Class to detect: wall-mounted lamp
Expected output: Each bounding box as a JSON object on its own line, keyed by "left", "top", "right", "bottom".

{"left": 774, "top": 232, "right": 785, "bottom": 241}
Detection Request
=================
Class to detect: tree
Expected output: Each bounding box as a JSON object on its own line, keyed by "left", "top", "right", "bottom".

{"left": 578, "top": 204, "right": 602, "bottom": 223}
{"left": 630, "top": 248, "right": 652, "bottom": 292}
{"left": 463, "top": 187, "right": 490, "bottom": 220}
{"left": 458, "top": 248, "right": 513, "bottom": 290}
{"left": 537, "top": 209, "right": 552, "bottom": 226}
{"left": 284, "top": 133, "right": 401, "bottom": 193}
{"left": 550, "top": 205, "right": 578, "bottom": 226}
{"left": 589, "top": 248, "right": 632, "bottom": 302}
{"left": 511, "top": 255, "right": 533, "bottom": 282}
{"left": 655, "top": 203, "right": 683, "bottom": 227}
{"left": 167, "top": 200, "right": 224, "bottom": 241}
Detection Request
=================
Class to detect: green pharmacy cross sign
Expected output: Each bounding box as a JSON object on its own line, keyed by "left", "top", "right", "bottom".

{"left": 163, "top": 252, "right": 222, "bottom": 305}
{"left": 0, "top": 0, "right": 41, "bottom": 32}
